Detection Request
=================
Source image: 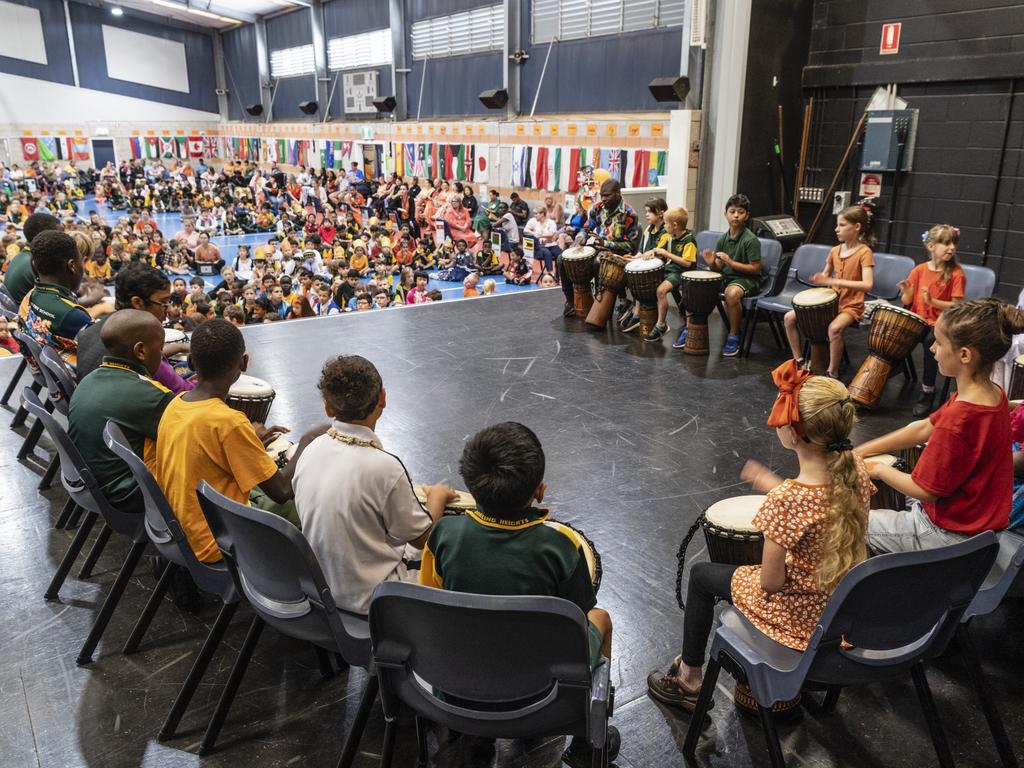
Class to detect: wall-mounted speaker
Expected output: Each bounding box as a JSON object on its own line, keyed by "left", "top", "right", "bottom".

{"left": 648, "top": 76, "right": 691, "bottom": 103}
{"left": 373, "top": 95, "right": 397, "bottom": 112}
{"left": 298, "top": 100, "right": 319, "bottom": 115}
{"left": 245, "top": 103, "right": 264, "bottom": 116}
{"left": 478, "top": 88, "right": 509, "bottom": 110}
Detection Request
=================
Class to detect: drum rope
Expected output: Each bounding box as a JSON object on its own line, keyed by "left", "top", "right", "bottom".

{"left": 674, "top": 517, "right": 703, "bottom": 610}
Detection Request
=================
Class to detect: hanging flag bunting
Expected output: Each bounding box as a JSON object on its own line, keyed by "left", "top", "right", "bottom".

{"left": 174, "top": 136, "right": 188, "bottom": 159}
{"left": 511, "top": 145, "right": 526, "bottom": 187}
{"left": 333, "top": 141, "right": 343, "bottom": 169}
{"left": 615, "top": 148, "right": 628, "bottom": 185}
{"left": 567, "top": 148, "right": 581, "bottom": 193}
{"left": 53, "top": 138, "right": 68, "bottom": 161}
{"left": 404, "top": 144, "right": 416, "bottom": 177}
{"left": 648, "top": 150, "right": 666, "bottom": 185}
{"left": 276, "top": 139, "right": 287, "bottom": 164}
{"left": 71, "top": 137, "right": 90, "bottom": 160}
{"left": 414, "top": 143, "right": 426, "bottom": 177}
{"left": 631, "top": 149, "right": 650, "bottom": 188}
{"left": 186, "top": 136, "right": 204, "bottom": 158}
{"left": 21, "top": 137, "right": 39, "bottom": 162}
{"left": 158, "top": 136, "right": 174, "bottom": 158}
{"left": 523, "top": 146, "right": 533, "bottom": 188}
{"left": 145, "top": 137, "right": 160, "bottom": 159}
{"left": 546, "top": 147, "right": 556, "bottom": 191}
{"left": 38, "top": 137, "right": 57, "bottom": 161}
{"left": 473, "top": 144, "right": 489, "bottom": 183}
{"left": 129, "top": 137, "right": 143, "bottom": 160}
{"left": 430, "top": 144, "right": 439, "bottom": 180}
{"left": 552, "top": 147, "right": 562, "bottom": 191}
{"left": 454, "top": 145, "right": 466, "bottom": 182}
{"left": 533, "top": 146, "right": 549, "bottom": 190}
{"left": 324, "top": 140, "right": 334, "bottom": 170}
{"left": 203, "top": 136, "right": 220, "bottom": 158}
{"left": 463, "top": 145, "right": 474, "bottom": 182}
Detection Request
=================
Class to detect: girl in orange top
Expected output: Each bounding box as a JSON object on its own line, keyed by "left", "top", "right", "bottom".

{"left": 784, "top": 204, "right": 876, "bottom": 377}
{"left": 898, "top": 224, "right": 966, "bottom": 416}
{"left": 647, "top": 362, "right": 871, "bottom": 711}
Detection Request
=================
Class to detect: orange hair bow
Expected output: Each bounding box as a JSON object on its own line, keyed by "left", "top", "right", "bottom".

{"left": 767, "top": 359, "right": 810, "bottom": 435}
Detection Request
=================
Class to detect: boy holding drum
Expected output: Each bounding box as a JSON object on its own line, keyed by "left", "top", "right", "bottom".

{"left": 637, "top": 206, "right": 696, "bottom": 343}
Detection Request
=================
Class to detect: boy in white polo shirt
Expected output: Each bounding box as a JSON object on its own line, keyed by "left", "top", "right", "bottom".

{"left": 292, "top": 355, "right": 455, "bottom": 614}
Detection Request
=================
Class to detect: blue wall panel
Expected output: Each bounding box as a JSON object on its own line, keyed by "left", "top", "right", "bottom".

{"left": 68, "top": 2, "right": 217, "bottom": 112}
{"left": 266, "top": 7, "right": 312, "bottom": 50}
{"left": 406, "top": 52, "right": 501, "bottom": 118}
{"left": 223, "top": 25, "right": 261, "bottom": 121}
{"left": 272, "top": 74, "right": 318, "bottom": 121}
{"left": 324, "top": 0, "right": 389, "bottom": 38}
{"left": 0, "top": 0, "right": 74, "bottom": 85}
{"left": 265, "top": 7, "right": 314, "bottom": 120}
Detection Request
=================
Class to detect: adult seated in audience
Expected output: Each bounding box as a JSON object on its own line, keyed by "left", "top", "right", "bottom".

{"left": 3, "top": 211, "right": 63, "bottom": 305}
{"left": 153, "top": 319, "right": 322, "bottom": 562}
{"left": 76, "top": 263, "right": 195, "bottom": 392}
{"left": 173, "top": 219, "right": 200, "bottom": 250}
{"left": 292, "top": 355, "right": 455, "bottom": 614}
{"left": 524, "top": 205, "right": 561, "bottom": 281}
{"left": 192, "top": 232, "right": 224, "bottom": 272}
{"left": 508, "top": 192, "right": 529, "bottom": 228}
{"left": 68, "top": 309, "right": 173, "bottom": 514}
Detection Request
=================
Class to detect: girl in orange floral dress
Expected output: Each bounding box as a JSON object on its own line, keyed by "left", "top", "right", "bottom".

{"left": 647, "top": 360, "right": 872, "bottom": 711}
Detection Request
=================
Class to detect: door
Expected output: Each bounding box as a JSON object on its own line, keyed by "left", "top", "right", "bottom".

{"left": 91, "top": 139, "right": 116, "bottom": 169}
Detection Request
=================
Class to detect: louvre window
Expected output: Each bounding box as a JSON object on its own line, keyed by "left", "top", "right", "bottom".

{"left": 328, "top": 28, "right": 393, "bottom": 71}
{"left": 410, "top": 5, "right": 504, "bottom": 60}
{"left": 270, "top": 44, "right": 315, "bottom": 78}
{"left": 532, "top": 0, "right": 686, "bottom": 44}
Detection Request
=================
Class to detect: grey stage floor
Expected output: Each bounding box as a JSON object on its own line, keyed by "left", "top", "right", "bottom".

{"left": 1, "top": 287, "right": 1020, "bottom": 768}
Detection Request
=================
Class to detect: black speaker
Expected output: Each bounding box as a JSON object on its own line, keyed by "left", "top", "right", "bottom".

{"left": 373, "top": 95, "right": 397, "bottom": 113}
{"left": 245, "top": 103, "right": 263, "bottom": 116}
{"left": 648, "top": 76, "right": 690, "bottom": 103}
{"left": 298, "top": 100, "right": 319, "bottom": 115}
{"left": 478, "top": 88, "right": 509, "bottom": 110}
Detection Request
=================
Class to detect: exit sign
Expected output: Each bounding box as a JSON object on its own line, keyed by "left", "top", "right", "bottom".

{"left": 880, "top": 22, "right": 901, "bottom": 55}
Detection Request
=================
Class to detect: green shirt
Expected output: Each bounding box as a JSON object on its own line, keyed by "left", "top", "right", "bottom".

{"left": 19, "top": 282, "right": 93, "bottom": 366}
{"left": 715, "top": 227, "right": 762, "bottom": 293}
{"left": 68, "top": 356, "right": 174, "bottom": 509}
{"left": 664, "top": 229, "right": 698, "bottom": 275}
{"left": 5, "top": 248, "right": 36, "bottom": 305}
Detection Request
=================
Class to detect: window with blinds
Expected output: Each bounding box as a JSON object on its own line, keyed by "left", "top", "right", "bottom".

{"left": 328, "top": 28, "right": 393, "bottom": 71}
{"left": 270, "top": 44, "right": 315, "bottom": 78}
{"left": 410, "top": 5, "right": 504, "bottom": 60}
{"left": 532, "top": 0, "right": 686, "bottom": 44}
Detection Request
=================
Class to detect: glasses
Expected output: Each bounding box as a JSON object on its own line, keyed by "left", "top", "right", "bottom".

{"left": 146, "top": 298, "right": 172, "bottom": 308}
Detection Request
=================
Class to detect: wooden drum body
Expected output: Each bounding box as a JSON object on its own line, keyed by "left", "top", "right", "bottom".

{"left": 226, "top": 373, "right": 276, "bottom": 424}
{"left": 561, "top": 246, "right": 596, "bottom": 319}
{"left": 792, "top": 287, "right": 838, "bottom": 374}
{"left": 585, "top": 252, "right": 628, "bottom": 328}
{"left": 680, "top": 270, "right": 724, "bottom": 356}
{"left": 848, "top": 306, "right": 928, "bottom": 409}
{"left": 701, "top": 495, "right": 766, "bottom": 566}
{"left": 624, "top": 258, "right": 665, "bottom": 337}
{"left": 865, "top": 453, "right": 908, "bottom": 511}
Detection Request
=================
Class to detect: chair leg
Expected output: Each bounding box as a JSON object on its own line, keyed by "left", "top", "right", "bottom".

{"left": 54, "top": 498, "right": 77, "bottom": 530}
{"left": 682, "top": 658, "right": 720, "bottom": 757}
{"left": 159, "top": 600, "right": 239, "bottom": 742}
{"left": 822, "top": 686, "right": 842, "bottom": 714}
{"left": 10, "top": 380, "right": 39, "bottom": 428}
{"left": 76, "top": 540, "right": 148, "bottom": 665}
{"left": 66, "top": 504, "right": 85, "bottom": 529}
{"left": 0, "top": 357, "right": 26, "bottom": 407}
{"left": 122, "top": 560, "right": 175, "bottom": 654}
{"left": 740, "top": 309, "right": 755, "bottom": 357}
{"left": 716, "top": 301, "right": 728, "bottom": 327}
{"left": 757, "top": 701, "right": 787, "bottom": 768}
{"left": 38, "top": 454, "right": 59, "bottom": 491}
{"left": 911, "top": 663, "right": 955, "bottom": 768}
{"left": 16, "top": 418, "right": 44, "bottom": 460}
{"left": 45, "top": 511, "right": 98, "bottom": 600}
{"left": 957, "top": 625, "right": 1019, "bottom": 767}
{"left": 415, "top": 716, "right": 429, "bottom": 768}
{"left": 314, "top": 645, "right": 335, "bottom": 679}
{"left": 380, "top": 716, "right": 398, "bottom": 768}
{"left": 336, "top": 674, "right": 380, "bottom": 768}
{"left": 334, "top": 653, "right": 350, "bottom": 672}
{"left": 198, "top": 615, "right": 265, "bottom": 755}
{"left": 77, "top": 523, "right": 112, "bottom": 579}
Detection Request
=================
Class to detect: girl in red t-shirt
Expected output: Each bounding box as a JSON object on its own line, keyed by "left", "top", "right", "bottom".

{"left": 857, "top": 298, "right": 1024, "bottom": 553}
{"left": 898, "top": 224, "right": 966, "bottom": 417}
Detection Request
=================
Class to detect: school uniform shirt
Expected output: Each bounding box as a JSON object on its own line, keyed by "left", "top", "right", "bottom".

{"left": 826, "top": 244, "right": 874, "bottom": 322}
{"left": 68, "top": 356, "right": 173, "bottom": 511}
{"left": 912, "top": 392, "right": 1011, "bottom": 534}
{"left": 293, "top": 421, "right": 431, "bottom": 614}
{"left": 153, "top": 395, "right": 279, "bottom": 563}
{"left": 663, "top": 231, "right": 698, "bottom": 275}
{"left": 714, "top": 228, "right": 762, "bottom": 294}
{"left": 19, "top": 282, "right": 93, "bottom": 366}
{"left": 4, "top": 248, "right": 36, "bottom": 305}
{"left": 903, "top": 262, "right": 966, "bottom": 326}
{"left": 637, "top": 224, "right": 668, "bottom": 255}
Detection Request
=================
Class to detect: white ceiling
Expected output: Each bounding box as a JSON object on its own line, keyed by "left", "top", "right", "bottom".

{"left": 109, "top": 0, "right": 302, "bottom": 29}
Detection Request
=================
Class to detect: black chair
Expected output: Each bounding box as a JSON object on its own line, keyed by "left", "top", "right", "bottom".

{"left": 20, "top": 387, "right": 152, "bottom": 665}
{"left": 103, "top": 422, "right": 241, "bottom": 742}
{"left": 35, "top": 346, "right": 77, "bottom": 492}
{"left": 0, "top": 284, "right": 25, "bottom": 409}
{"left": 195, "top": 481, "right": 372, "bottom": 763}
{"left": 370, "top": 581, "right": 615, "bottom": 768}
{"left": 683, "top": 533, "right": 999, "bottom": 768}
{"left": 11, "top": 330, "right": 49, "bottom": 450}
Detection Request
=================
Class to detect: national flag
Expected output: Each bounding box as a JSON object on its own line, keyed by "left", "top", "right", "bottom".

{"left": 392, "top": 143, "right": 403, "bottom": 176}
{"left": 615, "top": 148, "right": 629, "bottom": 185}
{"left": 159, "top": 137, "right": 175, "bottom": 158}
{"left": 454, "top": 145, "right": 466, "bottom": 181}
{"left": 567, "top": 148, "right": 581, "bottom": 193}
{"left": 552, "top": 147, "right": 562, "bottom": 191}
{"left": 333, "top": 141, "right": 343, "bottom": 169}
{"left": 324, "top": 140, "right": 334, "bottom": 170}
{"left": 648, "top": 150, "right": 666, "bottom": 185}
{"left": 473, "top": 144, "right": 488, "bottom": 183}
{"left": 533, "top": 146, "right": 549, "bottom": 190}
{"left": 414, "top": 144, "right": 426, "bottom": 177}
{"left": 430, "top": 144, "right": 439, "bottom": 180}
{"left": 276, "top": 139, "right": 287, "bottom": 164}
{"left": 202, "top": 136, "right": 219, "bottom": 158}
{"left": 511, "top": 146, "right": 524, "bottom": 186}
{"left": 341, "top": 141, "right": 353, "bottom": 164}
{"left": 404, "top": 144, "right": 415, "bottom": 177}
{"left": 129, "top": 137, "right": 142, "bottom": 160}
{"left": 442, "top": 144, "right": 453, "bottom": 180}
{"left": 71, "top": 137, "right": 90, "bottom": 161}
{"left": 463, "top": 145, "right": 474, "bottom": 182}
{"left": 523, "top": 146, "right": 533, "bottom": 188}
{"left": 631, "top": 150, "right": 650, "bottom": 188}
{"left": 53, "top": 138, "right": 68, "bottom": 160}
{"left": 145, "top": 137, "right": 160, "bottom": 159}
{"left": 175, "top": 136, "right": 188, "bottom": 159}
{"left": 546, "top": 147, "right": 556, "bottom": 191}
{"left": 186, "top": 136, "right": 203, "bottom": 158}
{"left": 267, "top": 139, "right": 278, "bottom": 163}
{"left": 249, "top": 138, "right": 260, "bottom": 161}
{"left": 21, "top": 138, "right": 39, "bottom": 162}
{"left": 38, "top": 137, "right": 56, "bottom": 161}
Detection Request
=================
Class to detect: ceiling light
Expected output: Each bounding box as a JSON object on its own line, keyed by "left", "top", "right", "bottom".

{"left": 110, "top": 6, "right": 123, "bottom": 15}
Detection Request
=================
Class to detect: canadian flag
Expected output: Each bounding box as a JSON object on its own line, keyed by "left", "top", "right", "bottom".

{"left": 21, "top": 138, "right": 39, "bottom": 162}
{"left": 187, "top": 136, "right": 204, "bottom": 158}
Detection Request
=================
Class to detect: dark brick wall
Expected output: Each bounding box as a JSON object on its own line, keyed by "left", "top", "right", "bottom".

{"left": 797, "top": 1, "right": 1024, "bottom": 300}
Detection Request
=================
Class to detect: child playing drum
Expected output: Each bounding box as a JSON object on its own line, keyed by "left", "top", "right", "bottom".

{"left": 648, "top": 361, "right": 871, "bottom": 710}
{"left": 784, "top": 203, "right": 876, "bottom": 376}
{"left": 898, "top": 225, "right": 966, "bottom": 416}
{"left": 641, "top": 206, "right": 696, "bottom": 343}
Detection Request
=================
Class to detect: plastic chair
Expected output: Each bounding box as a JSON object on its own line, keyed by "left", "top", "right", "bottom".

{"left": 103, "top": 422, "right": 241, "bottom": 742}
{"left": 195, "top": 481, "right": 372, "bottom": 763}
{"left": 370, "top": 581, "right": 614, "bottom": 768}
{"left": 737, "top": 240, "right": 787, "bottom": 356}
{"left": 0, "top": 286, "right": 25, "bottom": 409}
{"left": 20, "top": 386, "right": 151, "bottom": 665}
{"left": 752, "top": 244, "right": 831, "bottom": 350}
{"left": 11, "top": 330, "right": 48, "bottom": 449}
{"left": 682, "top": 533, "right": 999, "bottom": 768}
{"left": 34, "top": 347, "right": 77, "bottom": 491}
{"left": 866, "top": 251, "right": 915, "bottom": 303}
{"left": 939, "top": 264, "right": 998, "bottom": 401}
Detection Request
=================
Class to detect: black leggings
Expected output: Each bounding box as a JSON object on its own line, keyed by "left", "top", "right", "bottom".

{"left": 681, "top": 562, "right": 737, "bottom": 667}
{"left": 920, "top": 328, "right": 938, "bottom": 388}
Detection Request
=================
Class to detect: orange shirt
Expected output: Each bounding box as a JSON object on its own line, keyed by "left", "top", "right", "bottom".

{"left": 904, "top": 262, "right": 966, "bottom": 326}
{"left": 827, "top": 244, "right": 874, "bottom": 321}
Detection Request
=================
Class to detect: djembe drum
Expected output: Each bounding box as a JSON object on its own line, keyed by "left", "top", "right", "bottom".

{"left": 561, "top": 246, "right": 596, "bottom": 319}
{"left": 792, "top": 287, "right": 838, "bottom": 374}
{"left": 864, "top": 454, "right": 908, "bottom": 511}
{"left": 848, "top": 305, "right": 928, "bottom": 409}
{"left": 679, "top": 270, "right": 724, "bottom": 355}
{"left": 226, "top": 374, "right": 276, "bottom": 423}
{"left": 1008, "top": 355, "right": 1024, "bottom": 401}
{"left": 585, "top": 252, "right": 629, "bottom": 328}
{"left": 624, "top": 258, "right": 665, "bottom": 338}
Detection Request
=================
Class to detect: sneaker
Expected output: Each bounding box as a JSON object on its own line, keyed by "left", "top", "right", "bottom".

{"left": 722, "top": 335, "right": 741, "bottom": 357}
{"left": 621, "top": 314, "right": 640, "bottom": 333}
{"left": 615, "top": 302, "right": 633, "bottom": 323}
{"left": 563, "top": 300, "right": 576, "bottom": 318}
{"left": 617, "top": 306, "right": 636, "bottom": 328}
{"left": 672, "top": 327, "right": 688, "bottom": 349}
{"left": 912, "top": 389, "right": 936, "bottom": 417}
{"left": 647, "top": 656, "right": 702, "bottom": 711}
{"left": 796, "top": 357, "right": 811, "bottom": 372}
{"left": 643, "top": 323, "right": 668, "bottom": 343}
{"left": 562, "top": 726, "right": 620, "bottom": 767}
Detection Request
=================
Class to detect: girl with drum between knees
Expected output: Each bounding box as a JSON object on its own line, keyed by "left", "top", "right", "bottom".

{"left": 648, "top": 361, "right": 871, "bottom": 711}
{"left": 784, "top": 204, "right": 876, "bottom": 377}
{"left": 897, "top": 225, "right": 965, "bottom": 417}
{"left": 855, "top": 299, "right": 1022, "bottom": 555}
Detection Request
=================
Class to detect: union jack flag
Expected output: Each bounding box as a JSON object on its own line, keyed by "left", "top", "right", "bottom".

{"left": 203, "top": 136, "right": 220, "bottom": 158}
{"left": 606, "top": 149, "right": 621, "bottom": 178}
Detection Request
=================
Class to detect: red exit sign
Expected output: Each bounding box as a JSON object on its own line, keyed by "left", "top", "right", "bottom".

{"left": 880, "top": 22, "right": 901, "bottom": 55}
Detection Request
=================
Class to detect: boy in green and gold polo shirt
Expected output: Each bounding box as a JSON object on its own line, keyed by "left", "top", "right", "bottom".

{"left": 701, "top": 193, "right": 762, "bottom": 357}
{"left": 3, "top": 211, "right": 63, "bottom": 305}
{"left": 420, "top": 422, "right": 618, "bottom": 767}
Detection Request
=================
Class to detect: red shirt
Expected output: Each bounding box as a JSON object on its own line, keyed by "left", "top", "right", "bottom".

{"left": 904, "top": 262, "right": 966, "bottom": 326}
{"left": 912, "top": 392, "right": 1011, "bottom": 533}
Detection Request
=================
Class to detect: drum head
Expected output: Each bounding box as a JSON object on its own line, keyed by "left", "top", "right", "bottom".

{"left": 413, "top": 483, "right": 477, "bottom": 511}
{"left": 625, "top": 257, "right": 664, "bottom": 273}
{"left": 562, "top": 246, "right": 596, "bottom": 261}
{"left": 793, "top": 287, "right": 837, "bottom": 307}
{"left": 681, "top": 269, "right": 721, "bottom": 281}
{"left": 164, "top": 328, "right": 187, "bottom": 344}
{"left": 229, "top": 373, "right": 275, "bottom": 397}
{"left": 1015, "top": 355, "right": 1024, "bottom": 367}
{"left": 873, "top": 304, "right": 928, "bottom": 327}
{"left": 704, "top": 495, "right": 766, "bottom": 532}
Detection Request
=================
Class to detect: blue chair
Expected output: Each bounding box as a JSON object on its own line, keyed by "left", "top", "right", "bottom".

{"left": 738, "top": 239, "right": 787, "bottom": 356}
{"left": 682, "top": 533, "right": 999, "bottom": 768}
{"left": 752, "top": 244, "right": 832, "bottom": 348}
{"left": 195, "top": 481, "right": 372, "bottom": 763}
{"left": 939, "top": 263, "right": 998, "bottom": 401}
{"left": 103, "top": 422, "right": 242, "bottom": 742}
{"left": 369, "top": 581, "right": 614, "bottom": 768}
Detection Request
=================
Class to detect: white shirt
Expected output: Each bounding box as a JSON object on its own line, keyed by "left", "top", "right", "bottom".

{"left": 293, "top": 421, "right": 431, "bottom": 614}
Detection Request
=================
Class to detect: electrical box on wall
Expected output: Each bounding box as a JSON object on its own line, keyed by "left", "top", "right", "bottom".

{"left": 860, "top": 109, "right": 918, "bottom": 172}
{"left": 833, "top": 191, "right": 851, "bottom": 214}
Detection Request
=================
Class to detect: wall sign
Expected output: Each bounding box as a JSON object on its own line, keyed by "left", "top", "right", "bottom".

{"left": 880, "top": 23, "right": 901, "bottom": 55}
